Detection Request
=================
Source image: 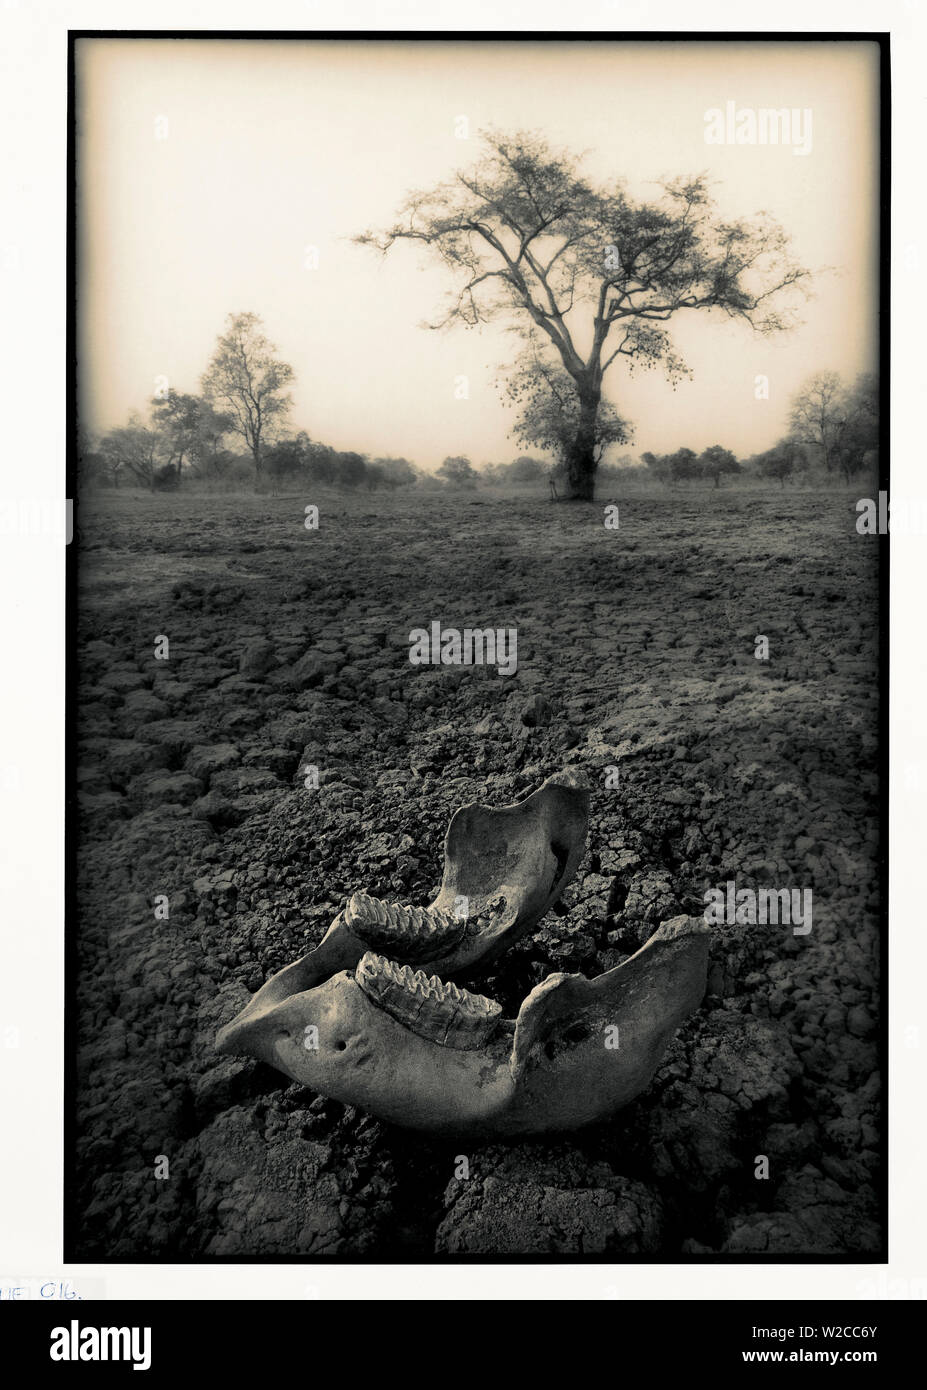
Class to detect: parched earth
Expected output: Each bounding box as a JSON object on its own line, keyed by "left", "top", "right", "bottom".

{"left": 70, "top": 485, "right": 882, "bottom": 1259}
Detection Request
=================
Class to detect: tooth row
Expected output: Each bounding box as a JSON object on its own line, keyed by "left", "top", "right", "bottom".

{"left": 344, "top": 891, "right": 466, "bottom": 963}
{"left": 355, "top": 951, "right": 502, "bottom": 1049}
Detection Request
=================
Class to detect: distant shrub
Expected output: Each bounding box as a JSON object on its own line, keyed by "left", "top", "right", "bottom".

{"left": 437, "top": 455, "right": 478, "bottom": 488}
{"left": 153, "top": 463, "right": 180, "bottom": 491}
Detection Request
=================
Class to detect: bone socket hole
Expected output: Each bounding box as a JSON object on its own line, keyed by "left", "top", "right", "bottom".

{"left": 549, "top": 839, "right": 571, "bottom": 899}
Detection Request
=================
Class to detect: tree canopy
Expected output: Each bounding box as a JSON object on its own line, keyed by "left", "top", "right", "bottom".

{"left": 358, "top": 128, "right": 811, "bottom": 498}
{"left": 201, "top": 312, "right": 294, "bottom": 474}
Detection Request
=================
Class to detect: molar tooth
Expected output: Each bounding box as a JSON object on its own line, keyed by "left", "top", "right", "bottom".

{"left": 344, "top": 893, "right": 466, "bottom": 963}
{"left": 355, "top": 951, "right": 502, "bottom": 1049}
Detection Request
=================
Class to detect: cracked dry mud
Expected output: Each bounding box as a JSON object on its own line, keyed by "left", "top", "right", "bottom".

{"left": 70, "top": 487, "right": 881, "bottom": 1259}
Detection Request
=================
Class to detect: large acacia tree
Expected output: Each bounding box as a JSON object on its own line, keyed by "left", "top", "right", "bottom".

{"left": 358, "top": 130, "right": 811, "bottom": 499}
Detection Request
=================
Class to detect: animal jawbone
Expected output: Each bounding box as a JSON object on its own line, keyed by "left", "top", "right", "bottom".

{"left": 214, "top": 771, "right": 711, "bottom": 1135}
{"left": 217, "top": 915, "right": 710, "bottom": 1136}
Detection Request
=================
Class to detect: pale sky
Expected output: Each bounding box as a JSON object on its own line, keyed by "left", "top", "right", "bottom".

{"left": 76, "top": 38, "right": 879, "bottom": 468}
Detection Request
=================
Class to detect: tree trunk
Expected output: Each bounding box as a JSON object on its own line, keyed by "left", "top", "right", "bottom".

{"left": 563, "top": 389, "right": 599, "bottom": 501}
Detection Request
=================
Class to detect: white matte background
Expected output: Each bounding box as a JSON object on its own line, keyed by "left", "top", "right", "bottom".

{"left": 0, "top": 0, "right": 921, "bottom": 1300}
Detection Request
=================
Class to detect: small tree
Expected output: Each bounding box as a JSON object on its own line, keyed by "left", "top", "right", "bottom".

{"left": 150, "top": 390, "right": 196, "bottom": 485}
{"left": 264, "top": 433, "right": 309, "bottom": 485}
{"left": 668, "top": 447, "right": 700, "bottom": 485}
{"left": 373, "top": 456, "right": 418, "bottom": 488}
{"left": 76, "top": 426, "right": 107, "bottom": 490}
{"left": 787, "top": 371, "right": 844, "bottom": 476}
{"left": 305, "top": 441, "right": 338, "bottom": 485}
{"left": 757, "top": 440, "right": 801, "bottom": 489}
{"left": 150, "top": 389, "right": 232, "bottom": 485}
{"left": 190, "top": 400, "right": 235, "bottom": 480}
{"left": 834, "top": 372, "right": 879, "bottom": 483}
{"left": 98, "top": 414, "right": 162, "bottom": 490}
{"left": 479, "top": 462, "right": 508, "bottom": 485}
{"left": 642, "top": 450, "right": 672, "bottom": 487}
{"left": 437, "top": 455, "right": 478, "bottom": 488}
{"left": 698, "top": 444, "right": 741, "bottom": 488}
{"left": 335, "top": 451, "right": 369, "bottom": 488}
{"left": 508, "top": 455, "right": 547, "bottom": 482}
{"left": 789, "top": 370, "right": 879, "bottom": 483}
{"left": 201, "top": 312, "right": 294, "bottom": 479}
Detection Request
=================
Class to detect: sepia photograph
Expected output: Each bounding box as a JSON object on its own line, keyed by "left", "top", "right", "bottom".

{"left": 65, "top": 33, "right": 884, "bottom": 1263}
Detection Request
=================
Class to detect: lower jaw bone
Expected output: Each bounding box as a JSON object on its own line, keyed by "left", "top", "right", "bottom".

{"left": 216, "top": 915, "right": 710, "bottom": 1136}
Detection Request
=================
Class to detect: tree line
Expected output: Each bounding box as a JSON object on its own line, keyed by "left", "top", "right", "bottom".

{"left": 752, "top": 370, "right": 879, "bottom": 487}
{"left": 78, "top": 311, "right": 877, "bottom": 497}
{"left": 638, "top": 371, "right": 878, "bottom": 490}
{"left": 78, "top": 312, "right": 416, "bottom": 493}
{"left": 641, "top": 445, "right": 741, "bottom": 488}
{"left": 79, "top": 312, "right": 286, "bottom": 490}
{"left": 76, "top": 311, "right": 559, "bottom": 494}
